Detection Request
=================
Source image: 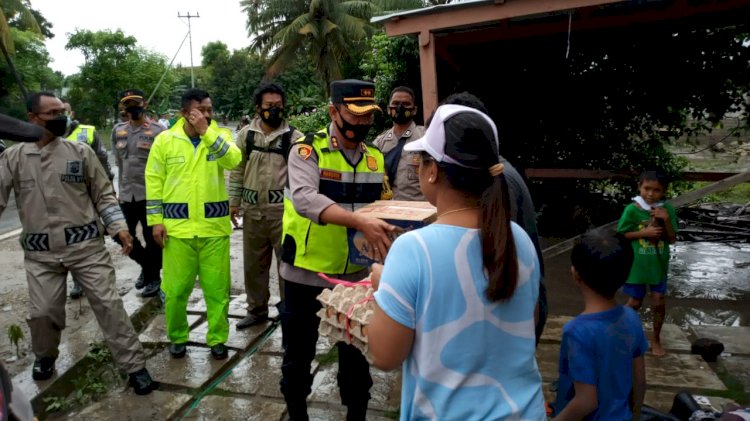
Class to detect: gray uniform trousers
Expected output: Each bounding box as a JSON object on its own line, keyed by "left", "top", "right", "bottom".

{"left": 243, "top": 211, "right": 285, "bottom": 316}
{"left": 25, "top": 245, "right": 146, "bottom": 374}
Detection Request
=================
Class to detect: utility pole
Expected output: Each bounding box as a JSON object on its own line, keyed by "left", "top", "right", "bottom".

{"left": 178, "top": 12, "right": 200, "bottom": 88}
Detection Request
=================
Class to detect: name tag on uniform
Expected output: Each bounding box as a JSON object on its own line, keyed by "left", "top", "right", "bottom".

{"left": 136, "top": 141, "right": 152, "bottom": 150}
{"left": 320, "top": 169, "right": 342, "bottom": 181}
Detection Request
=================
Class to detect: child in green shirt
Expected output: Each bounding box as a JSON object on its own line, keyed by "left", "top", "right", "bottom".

{"left": 616, "top": 170, "right": 678, "bottom": 356}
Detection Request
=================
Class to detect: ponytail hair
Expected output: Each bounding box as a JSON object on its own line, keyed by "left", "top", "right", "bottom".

{"left": 481, "top": 172, "right": 518, "bottom": 301}
{"left": 438, "top": 111, "right": 518, "bottom": 302}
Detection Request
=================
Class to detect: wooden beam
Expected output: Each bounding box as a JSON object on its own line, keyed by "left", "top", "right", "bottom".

{"left": 419, "top": 31, "right": 439, "bottom": 119}
{"left": 383, "top": 0, "right": 626, "bottom": 37}
{"left": 541, "top": 169, "right": 750, "bottom": 260}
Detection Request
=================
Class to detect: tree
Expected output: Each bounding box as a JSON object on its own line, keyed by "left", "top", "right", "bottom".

{"left": 0, "top": 0, "right": 42, "bottom": 98}
{"left": 65, "top": 29, "right": 177, "bottom": 127}
{"left": 242, "top": 0, "right": 423, "bottom": 86}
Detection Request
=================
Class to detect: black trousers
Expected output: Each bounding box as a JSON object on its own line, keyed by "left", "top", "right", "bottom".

{"left": 280, "top": 281, "right": 372, "bottom": 411}
{"left": 114, "top": 199, "right": 162, "bottom": 283}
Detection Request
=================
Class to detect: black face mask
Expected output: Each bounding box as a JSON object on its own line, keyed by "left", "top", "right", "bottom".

{"left": 260, "top": 106, "right": 284, "bottom": 128}
{"left": 335, "top": 115, "right": 371, "bottom": 143}
{"left": 44, "top": 115, "right": 69, "bottom": 137}
{"left": 126, "top": 106, "right": 144, "bottom": 120}
{"left": 390, "top": 105, "right": 415, "bottom": 125}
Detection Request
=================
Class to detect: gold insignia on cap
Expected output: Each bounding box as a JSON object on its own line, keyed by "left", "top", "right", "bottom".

{"left": 361, "top": 88, "right": 374, "bottom": 97}
{"left": 297, "top": 144, "right": 313, "bottom": 160}
{"left": 366, "top": 155, "right": 378, "bottom": 171}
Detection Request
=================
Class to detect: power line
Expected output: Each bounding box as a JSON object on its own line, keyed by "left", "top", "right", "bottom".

{"left": 178, "top": 12, "right": 200, "bottom": 88}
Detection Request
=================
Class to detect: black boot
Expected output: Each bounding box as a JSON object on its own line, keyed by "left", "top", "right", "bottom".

{"left": 128, "top": 368, "right": 159, "bottom": 395}
{"left": 141, "top": 279, "right": 161, "bottom": 298}
{"left": 345, "top": 402, "right": 368, "bottom": 421}
{"left": 169, "top": 343, "right": 187, "bottom": 359}
{"left": 286, "top": 400, "right": 309, "bottom": 421}
{"left": 32, "top": 357, "right": 56, "bottom": 381}
{"left": 69, "top": 280, "right": 84, "bottom": 299}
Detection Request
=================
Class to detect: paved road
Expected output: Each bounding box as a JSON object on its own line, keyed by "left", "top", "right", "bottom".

{"left": 0, "top": 192, "right": 19, "bottom": 236}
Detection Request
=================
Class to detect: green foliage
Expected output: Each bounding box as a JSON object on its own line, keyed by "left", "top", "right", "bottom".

{"left": 7, "top": 324, "right": 24, "bottom": 358}
{"left": 64, "top": 29, "right": 177, "bottom": 127}
{"left": 241, "top": 0, "right": 422, "bottom": 86}
{"left": 360, "top": 33, "right": 419, "bottom": 104}
{"left": 314, "top": 345, "right": 339, "bottom": 365}
{"left": 200, "top": 45, "right": 265, "bottom": 119}
{"left": 288, "top": 105, "right": 331, "bottom": 134}
{"left": 44, "top": 342, "right": 119, "bottom": 414}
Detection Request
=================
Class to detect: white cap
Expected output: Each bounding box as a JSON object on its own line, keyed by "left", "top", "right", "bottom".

{"left": 404, "top": 104, "right": 498, "bottom": 168}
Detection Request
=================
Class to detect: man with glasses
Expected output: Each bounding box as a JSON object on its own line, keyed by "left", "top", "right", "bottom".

{"left": 374, "top": 86, "right": 426, "bottom": 201}
{"left": 0, "top": 92, "right": 157, "bottom": 394}
{"left": 279, "top": 79, "right": 394, "bottom": 420}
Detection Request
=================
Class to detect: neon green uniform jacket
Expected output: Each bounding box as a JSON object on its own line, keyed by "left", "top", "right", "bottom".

{"left": 282, "top": 130, "right": 385, "bottom": 275}
{"left": 145, "top": 118, "right": 241, "bottom": 237}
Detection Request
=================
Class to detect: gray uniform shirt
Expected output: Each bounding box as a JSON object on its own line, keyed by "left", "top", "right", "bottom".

{"left": 374, "top": 122, "right": 427, "bottom": 201}
{"left": 0, "top": 138, "right": 127, "bottom": 263}
{"left": 279, "top": 124, "right": 369, "bottom": 288}
{"left": 113, "top": 120, "right": 164, "bottom": 202}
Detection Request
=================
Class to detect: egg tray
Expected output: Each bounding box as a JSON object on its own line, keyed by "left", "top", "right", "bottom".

{"left": 316, "top": 283, "right": 375, "bottom": 363}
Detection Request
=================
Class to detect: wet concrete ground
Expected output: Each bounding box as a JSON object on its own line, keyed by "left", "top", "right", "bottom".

{"left": 1, "top": 228, "right": 748, "bottom": 419}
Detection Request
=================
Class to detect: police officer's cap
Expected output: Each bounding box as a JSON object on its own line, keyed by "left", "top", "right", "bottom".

{"left": 119, "top": 89, "right": 145, "bottom": 104}
{"left": 330, "top": 79, "right": 381, "bottom": 116}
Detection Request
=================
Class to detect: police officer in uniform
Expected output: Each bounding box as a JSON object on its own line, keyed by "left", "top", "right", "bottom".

{"left": 229, "top": 82, "right": 304, "bottom": 329}
{"left": 279, "top": 80, "right": 395, "bottom": 421}
{"left": 145, "top": 88, "right": 241, "bottom": 360}
{"left": 0, "top": 92, "right": 157, "bottom": 394}
{"left": 113, "top": 89, "right": 165, "bottom": 297}
{"left": 373, "top": 86, "right": 426, "bottom": 201}
{"left": 63, "top": 100, "right": 116, "bottom": 299}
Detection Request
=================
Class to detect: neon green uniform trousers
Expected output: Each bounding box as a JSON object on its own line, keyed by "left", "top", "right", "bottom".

{"left": 163, "top": 236, "right": 230, "bottom": 346}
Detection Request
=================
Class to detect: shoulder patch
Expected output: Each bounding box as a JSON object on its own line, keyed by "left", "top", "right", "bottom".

{"left": 297, "top": 144, "right": 313, "bottom": 160}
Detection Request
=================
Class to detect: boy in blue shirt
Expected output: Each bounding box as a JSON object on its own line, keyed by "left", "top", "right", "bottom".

{"left": 553, "top": 230, "right": 648, "bottom": 421}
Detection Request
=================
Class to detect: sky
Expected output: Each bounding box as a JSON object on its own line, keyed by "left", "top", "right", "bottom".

{"left": 33, "top": 0, "right": 251, "bottom": 76}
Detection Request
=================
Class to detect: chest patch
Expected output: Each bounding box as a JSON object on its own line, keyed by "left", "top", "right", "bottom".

{"left": 116, "top": 141, "right": 127, "bottom": 149}
{"left": 136, "top": 141, "right": 152, "bottom": 150}
{"left": 61, "top": 160, "right": 85, "bottom": 183}
{"left": 366, "top": 156, "right": 378, "bottom": 171}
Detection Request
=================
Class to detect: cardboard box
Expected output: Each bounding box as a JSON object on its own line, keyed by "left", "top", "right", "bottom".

{"left": 348, "top": 200, "right": 437, "bottom": 266}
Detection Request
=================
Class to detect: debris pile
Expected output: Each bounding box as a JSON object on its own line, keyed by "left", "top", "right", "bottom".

{"left": 678, "top": 202, "right": 750, "bottom": 242}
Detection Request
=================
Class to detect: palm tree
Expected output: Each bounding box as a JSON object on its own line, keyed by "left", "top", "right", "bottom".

{"left": 242, "top": 0, "right": 423, "bottom": 87}
{"left": 0, "top": 0, "right": 41, "bottom": 98}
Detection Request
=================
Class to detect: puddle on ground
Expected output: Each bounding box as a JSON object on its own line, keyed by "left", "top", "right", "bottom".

{"left": 669, "top": 242, "right": 750, "bottom": 301}
{"left": 664, "top": 242, "right": 750, "bottom": 328}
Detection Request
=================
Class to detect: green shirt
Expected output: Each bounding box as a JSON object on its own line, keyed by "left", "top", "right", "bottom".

{"left": 616, "top": 202, "right": 678, "bottom": 285}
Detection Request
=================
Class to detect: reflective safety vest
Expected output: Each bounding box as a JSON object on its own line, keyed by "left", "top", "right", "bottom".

{"left": 145, "top": 118, "right": 241, "bottom": 238}
{"left": 282, "top": 129, "right": 384, "bottom": 275}
{"left": 66, "top": 124, "right": 95, "bottom": 146}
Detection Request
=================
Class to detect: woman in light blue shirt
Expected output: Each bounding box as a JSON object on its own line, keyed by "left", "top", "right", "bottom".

{"left": 369, "top": 104, "right": 545, "bottom": 420}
